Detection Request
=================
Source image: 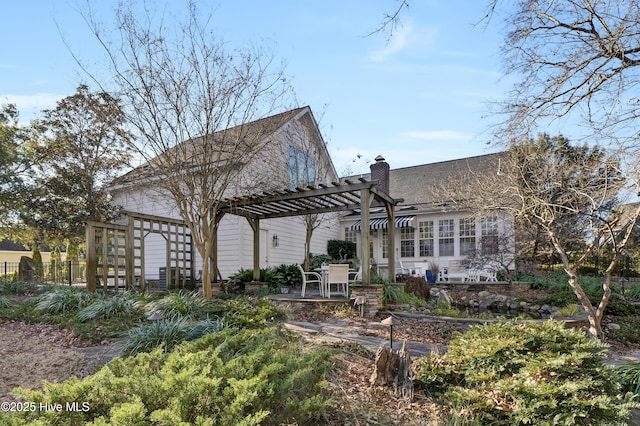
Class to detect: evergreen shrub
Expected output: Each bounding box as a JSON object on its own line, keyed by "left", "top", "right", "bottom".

{"left": 31, "top": 246, "right": 43, "bottom": 279}
{"left": 327, "top": 239, "right": 356, "bottom": 260}
{"left": 10, "top": 327, "right": 333, "bottom": 425}
{"left": 414, "top": 320, "right": 637, "bottom": 425}
{"left": 271, "top": 263, "right": 301, "bottom": 288}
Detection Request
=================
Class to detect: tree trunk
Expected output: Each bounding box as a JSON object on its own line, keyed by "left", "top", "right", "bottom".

{"left": 304, "top": 223, "right": 313, "bottom": 271}
{"left": 200, "top": 241, "right": 212, "bottom": 299}
{"left": 550, "top": 233, "right": 604, "bottom": 339}
{"left": 567, "top": 272, "right": 603, "bottom": 339}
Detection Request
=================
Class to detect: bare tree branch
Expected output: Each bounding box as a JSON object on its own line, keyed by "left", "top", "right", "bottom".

{"left": 365, "top": 0, "right": 410, "bottom": 43}
{"left": 81, "top": 1, "right": 294, "bottom": 298}
{"left": 494, "top": 0, "right": 640, "bottom": 147}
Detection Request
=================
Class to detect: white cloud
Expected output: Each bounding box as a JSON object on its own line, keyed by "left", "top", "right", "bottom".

{"left": 0, "top": 93, "right": 64, "bottom": 122}
{"left": 402, "top": 130, "right": 471, "bottom": 141}
{"left": 0, "top": 93, "right": 61, "bottom": 110}
{"left": 369, "top": 26, "right": 409, "bottom": 63}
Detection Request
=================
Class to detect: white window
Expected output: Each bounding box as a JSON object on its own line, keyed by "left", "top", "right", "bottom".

{"left": 418, "top": 220, "right": 434, "bottom": 257}
{"left": 400, "top": 227, "right": 415, "bottom": 258}
{"left": 289, "top": 146, "right": 315, "bottom": 189}
{"left": 480, "top": 214, "right": 499, "bottom": 256}
{"left": 381, "top": 229, "right": 388, "bottom": 259}
{"left": 459, "top": 217, "right": 476, "bottom": 256}
{"left": 438, "top": 219, "right": 455, "bottom": 256}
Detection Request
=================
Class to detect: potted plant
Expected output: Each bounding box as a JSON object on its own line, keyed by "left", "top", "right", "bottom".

{"left": 426, "top": 261, "right": 439, "bottom": 283}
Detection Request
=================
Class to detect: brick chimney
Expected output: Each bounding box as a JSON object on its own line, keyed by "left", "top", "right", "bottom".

{"left": 370, "top": 155, "right": 390, "bottom": 195}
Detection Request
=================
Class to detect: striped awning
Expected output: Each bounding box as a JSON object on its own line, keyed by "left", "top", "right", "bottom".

{"left": 350, "top": 216, "right": 414, "bottom": 231}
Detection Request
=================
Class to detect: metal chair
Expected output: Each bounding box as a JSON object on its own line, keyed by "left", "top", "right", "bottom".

{"left": 297, "top": 264, "right": 323, "bottom": 297}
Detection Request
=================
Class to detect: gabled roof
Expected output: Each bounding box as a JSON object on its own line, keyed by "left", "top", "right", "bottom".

{"left": 110, "top": 106, "right": 332, "bottom": 188}
{"left": 345, "top": 152, "right": 506, "bottom": 210}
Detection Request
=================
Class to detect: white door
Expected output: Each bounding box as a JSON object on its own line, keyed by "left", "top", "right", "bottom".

{"left": 259, "top": 229, "right": 269, "bottom": 268}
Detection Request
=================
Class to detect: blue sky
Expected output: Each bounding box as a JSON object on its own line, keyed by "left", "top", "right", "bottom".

{"left": 1, "top": 1, "right": 514, "bottom": 175}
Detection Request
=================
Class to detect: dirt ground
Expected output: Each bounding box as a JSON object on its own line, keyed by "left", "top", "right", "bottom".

{"left": 0, "top": 319, "right": 101, "bottom": 404}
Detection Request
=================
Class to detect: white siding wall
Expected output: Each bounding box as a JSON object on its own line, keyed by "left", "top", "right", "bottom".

{"left": 215, "top": 213, "right": 341, "bottom": 278}
{"left": 108, "top": 192, "right": 343, "bottom": 280}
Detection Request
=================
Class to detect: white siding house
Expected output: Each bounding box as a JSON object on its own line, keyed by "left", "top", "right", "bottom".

{"left": 340, "top": 153, "right": 515, "bottom": 279}
{"left": 108, "top": 106, "right": 342, "bottom": 280}
{"left": 105, "top": 104, "right": 513, "bottom": 284}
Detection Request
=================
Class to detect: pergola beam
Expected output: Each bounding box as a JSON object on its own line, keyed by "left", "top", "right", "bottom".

{"left": 217, "top": 179, "right": 403, "bottom": 284}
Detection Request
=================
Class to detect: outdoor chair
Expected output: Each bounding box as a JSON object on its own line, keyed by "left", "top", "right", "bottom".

{"left": 440, "top": 260, "right": 475, "bottom": 282}
{"left": 298, "top": 264, "right": 323, "bottom": 297}
{"left": 478, "top": 268, "right": 498, "bottom": 281}
{"left": 349, "top": 266, "right": 362, "bottom": 283}
{"left": 326, "top": 264, "right": 350, "bottom": 298}
{"left": 395, "top": 260, "right": 411, "bottom": 276}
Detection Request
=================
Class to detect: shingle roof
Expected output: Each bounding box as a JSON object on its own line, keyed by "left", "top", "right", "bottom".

{"left": 111, "top": 106, "right": 311, "bottom": 187}
{"left": 345, "top": 152, "right": 506, "bottom": 209}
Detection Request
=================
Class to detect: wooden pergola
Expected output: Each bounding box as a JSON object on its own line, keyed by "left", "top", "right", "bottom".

{"left": 217, "top": 178, "right": 403, "bottom": 284}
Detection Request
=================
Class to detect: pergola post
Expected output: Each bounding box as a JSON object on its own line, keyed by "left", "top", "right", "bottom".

{"left": 86, "top": 223, "right": 96, "bottom": 293}
{"left": 360, "top": 188, "right": 371, "bottom": 284}
{"left": 385, "top": 203, "right": 396, "bottom": 282}
{"left": 247, "top": 217, "right": 260, "bottom": 281}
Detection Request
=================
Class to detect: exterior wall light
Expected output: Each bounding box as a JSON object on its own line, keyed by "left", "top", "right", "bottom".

{"left": 272, "top": 234, "right": 279, "bottom": 247}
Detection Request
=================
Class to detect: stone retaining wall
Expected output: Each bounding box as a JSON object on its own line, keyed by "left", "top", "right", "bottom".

{"left": 350, "top": 284, "right": 385, "bottom": 318}
{"left": 437, "top": 281, "right": 531, "bottom": 296}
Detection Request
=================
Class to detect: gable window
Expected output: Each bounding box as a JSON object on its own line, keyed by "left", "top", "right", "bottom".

{"left": 418, "top": 220, "right": 434, "bottom": 256}
{"left": 459, "top": 217, "right": 476, "bottom": 256}
{"left": 289, "top": 146, "right": 316, "bottom": 189}
{"left": 400, "top": 227, "right": 415, "bottom": 258}
{"left": 439, "top": 219, "right": 455, "bottom": 256}
{"left": 481, "top": 214, "right": 499, "bottom": 256}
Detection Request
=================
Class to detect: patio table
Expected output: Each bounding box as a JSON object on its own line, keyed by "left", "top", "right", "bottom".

{"left": 314, "top": 264, "right": 330, "bottom": 297}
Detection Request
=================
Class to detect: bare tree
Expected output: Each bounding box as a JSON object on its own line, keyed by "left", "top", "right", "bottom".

{"left": 494, "top": 0, "right": 640, "bottom": 146}
{"left": 83, "top": 2, "right": 293, "bottom": 298}
{"left": 441, "top": 136, "right": 640, "bottom": 339}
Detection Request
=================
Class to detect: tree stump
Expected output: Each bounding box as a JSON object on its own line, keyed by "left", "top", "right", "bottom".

{"left": 370, "top": 341, "right": 414, "bottom": 401}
